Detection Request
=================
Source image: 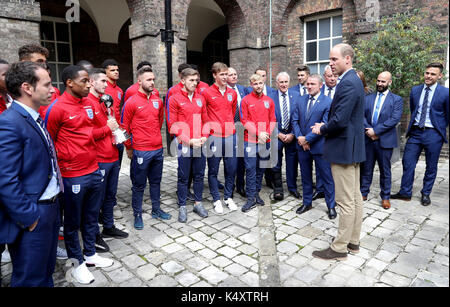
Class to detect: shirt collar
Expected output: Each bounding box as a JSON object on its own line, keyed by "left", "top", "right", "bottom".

{"left": 338, "top": 68, "right": 353, "bottom": 82}
{"left": 378, "top": 89, "right": 389, "bottom": 96}
{"left": 61, "top": 91, "right": 83, "bottom": 104}
{"left": 107, "top": 80, "right": 117, "bottom": 88}
{"left": 14, "top": 100, "right": 40, "bottom": 121}
{"left": 425, "top": 82, "right": 438, "bottom": 91}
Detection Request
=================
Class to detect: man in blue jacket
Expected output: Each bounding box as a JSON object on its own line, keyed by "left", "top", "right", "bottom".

{"left": 292, "top": 74, "right": 336, "bottom": 219}
{"left": 391, "top": 63, "right": 449, "bottom": 206}
{"left": 0, "top": 61, "right": 61, "bottom": 286}
{"left": 311, "top": 44, "right": 365, "bottom": 261}
{"left": 361, "top": 71, "right": 403, "bottom": 209}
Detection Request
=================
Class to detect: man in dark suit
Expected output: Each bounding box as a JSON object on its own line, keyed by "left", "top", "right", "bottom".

{"left": 320, "top": 65, "right": 338, "bottom": 99}
{"left": 292, "top": 74, "right": 336, "bottom": 219}
{"left": 361, "top": 71, "right": 403, "bottom": 209}
{"left": 227, "top": 67, "right": 248, "bottom": 197}
{"left": 268, "top": 72, "right": 300, "bottom": 200}
{"left": 311, "top": 43, "right": 365, "bottom": 260}
{"left": 391, "top": 63, "right": 449, "bottom": 206}
{"left": 289, "top": 65, "right": 310, "bottom": 96}
{"left": 0, "top": 61, "right": 61, "bottom": 286}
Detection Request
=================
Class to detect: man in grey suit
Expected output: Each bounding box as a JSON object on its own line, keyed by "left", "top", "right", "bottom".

{"left": 311, "top": 43, "right": 366, "bottom": 260}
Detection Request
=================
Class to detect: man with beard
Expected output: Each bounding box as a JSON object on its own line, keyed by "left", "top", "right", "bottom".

{"left": 360, "top": 71, "right": 403, "bottom": 209}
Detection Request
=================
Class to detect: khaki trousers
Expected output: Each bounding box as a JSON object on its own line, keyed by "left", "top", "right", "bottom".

{"left": 330, "top": 163, "right": 363, "bottom": 253}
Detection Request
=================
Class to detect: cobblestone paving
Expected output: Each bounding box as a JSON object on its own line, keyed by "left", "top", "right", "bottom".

{"left": 1, "top": 156, "right": 448, "bottom": 287}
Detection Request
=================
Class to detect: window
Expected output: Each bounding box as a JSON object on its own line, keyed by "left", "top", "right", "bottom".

{"left": 40, "top": 17, "right": 73, "bottom": 91}
{"left": 304, "top": 14, "right": 342, "bottom": 75}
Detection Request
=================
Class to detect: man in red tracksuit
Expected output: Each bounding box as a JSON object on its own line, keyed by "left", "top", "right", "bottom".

{"left": 122, "top": 66, "right": 171, "bottom": 230}
{"left": 202, "top": 62, "right": 238, "bottom": 214}
{"left": 46, "top": 65, "right": 113, "bottom": 285}
{"left": 86, "top": 68, "right": 129, "bottom": 249}
{"left": 0, "top": 59, "right": 11, "bottom": 114}
{"left": 167, "top": 67, "right": 210, "bottom": 223}
{"left": 124, "top": 61, "right": 160, "bottom": 102}
{"left": 240, "top": 73, "right": 277, "bottom": 212}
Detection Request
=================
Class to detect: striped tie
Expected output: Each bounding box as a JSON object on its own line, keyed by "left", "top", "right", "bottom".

{"left": 418, "top": 87, "right": 431, "bottom": 128}
{"left": 282, "top": 93, "right": 289, "bottom": 130}
{"left": 232, "top": 87, "right": 240, "bottom": 122}
{"left": 307, "top": 96, "right": 314, "bottom": 117}
{"left": 327, "top": 87, "right": 332, "bottom": 97}
{"left": 37, "top": 117, "right": 64, "bottom": 192}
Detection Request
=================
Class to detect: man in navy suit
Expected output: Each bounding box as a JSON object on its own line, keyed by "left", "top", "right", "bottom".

{"left": 361, "top": 71, "right": 403, "bottom": 209}
{"left": 292, "top": 74, "right": 336, "bottom": 219}
{"left": 268, "top": 72, "right": 300, "bottom": 200}
{"left": 320, "top": 65, "right": 338, "bottom": 99}
{"left": 392, "top": 63, "right": 449, "bottom": 206}
{"left": 289, "top": 65, "right": 310, "bottom": 96}
{"left": 227, "top": 67, "right": 248, "bottom": 197}
{"left": 311, "top": 44, "right": 365, "bottom": 261}
{"left": 0, "top": 61, "right": 61, "bottom": 286}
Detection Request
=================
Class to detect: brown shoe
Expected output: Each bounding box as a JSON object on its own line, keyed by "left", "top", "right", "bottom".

{"left": 382, "top": 199, "right": 391, "bottom": 209}
{"left": 312, "top": 247, "right": 347, "bottom": 261}
{"left": 347, "top": 243, "right": 360, "bottom": 254}
{"left": 362, "top": 195, "right": 367, "bottom": 201}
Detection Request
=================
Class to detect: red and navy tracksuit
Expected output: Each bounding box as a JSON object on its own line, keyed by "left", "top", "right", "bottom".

{"left": 46, "top": 91, "right": 104, "bottom": 265}
{"left": 105, "top": 81, "right": 125, "bottom": 168}
{"left": 203, "top": 84, "right": 238, "bottom": 202}
{"left": 167, "top": 90, "right": 209, "bottom": 206}
{"left": 124, "top": 82, "right": 160, "bottom": 102}
{"left": 240, "top": 91, "right": 277, "bottom": 200}
{"left": 122, "top": 91, "right": 164, "bottom": 217}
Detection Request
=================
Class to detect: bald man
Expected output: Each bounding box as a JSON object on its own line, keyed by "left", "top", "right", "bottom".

{"left": 360, "top": 72, "right": 403, "bottom": 210}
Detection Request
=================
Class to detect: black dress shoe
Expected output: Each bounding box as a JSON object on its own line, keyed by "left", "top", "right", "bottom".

{"left": 296, "top": 204, "right": 312, "bottom": 215}
{"left": 390, "top": 192, "right": 411, "bottom": 201}
{"left": 256, "top": 194, "right": 265, "bottom": 206}
{"left": 289, "top": 190, "right": 301, "bottom": 199}
{"left": 312, "top": 191, "right": 325, "bottom": 200}
{"left": 312, "top": 247, "right": 347, "bottom": 260}
{"left": 421, "top": 194, "right": 431, "bottom": 206}
{"left": 328, "top": 207, "right": 337, "bottom": 219}
{"left": 273, "top": 192, "right": 284, "bottom": 201}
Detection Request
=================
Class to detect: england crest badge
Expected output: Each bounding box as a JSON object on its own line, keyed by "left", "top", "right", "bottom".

{"left": 100, "top": 169, "right": 105, "bottom": 177}
{"left": 72, "top": 184, "right": 81, "bottom": 194}
{"left": 264, "top": 101, "right": 270, "bottom": 109}
{"left": 152, "top": 100, "right": 159, "bottom": 109}
{"left": 86, "top": 108, "right": 94, "bottom": 119}
{"left": 227, "top": 93, "right": 233, "bottom": 102}
{"left": 196, "top": 99, "right": 202, "bottom": 107}
{"left": 118, "top": 92, "right": 122, "bottom": 100}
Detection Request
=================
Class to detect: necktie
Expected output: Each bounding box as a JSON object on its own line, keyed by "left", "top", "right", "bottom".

{"left": 327, "top": 87, "right": 332, "bottom": 98}
{"left": 418, "top": 87, "right": 431, "bottom": 128}
{"left": 232, "top": 87, "right": 240, "bottom": 122}
{"left": 372, "top": 92, "right": 384, "bottom": 126}
{"left": 37, "top": 117, "right": 64, "bottom": 192}
{"left": 282, "top": 93, "right": 289, "bottom": 130}
{"left": 307, "top": 96, "right": 314, "bottom": 117}
{"left": 302, "top": 86, "right": 307, "bottom": 96}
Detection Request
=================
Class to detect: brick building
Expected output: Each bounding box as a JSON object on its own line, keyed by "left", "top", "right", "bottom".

{"left": 0, "top": 0, "right": 448, "bottom": 151}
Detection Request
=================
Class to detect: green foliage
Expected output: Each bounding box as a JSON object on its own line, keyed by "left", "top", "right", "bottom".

{"left": 354, "top": 10, "right": 447, "bottom": 106}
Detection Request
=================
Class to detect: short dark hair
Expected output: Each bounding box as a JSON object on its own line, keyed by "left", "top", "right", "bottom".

{"left": 254, "top": 67, "right": 267, "bottom": 74}
{"left": 136, "top": 61, "right": 152, "bottom": 71}
{"left": 0, "top": 59, "right": 8, "bottom": 65}
{"left": 89, "top": 68, "right": 106, "bottom": 80}
{"left": 137, "top": 66, "right": 153, "bottom": 77}
{"left": 61, "top": 65, "right": 87, "bottom": 86}
{"left": 297, "top": 65, "right": 310, "bottom": 74}
{"left": 18, "top": 44, "right": 49, "bottom": 61}
{"left": 6, "top": 61, "right": 45, "bottom": 98}
{"left": 426, "top": 62, "right": 444, "bottom": 73}
{"left": 178, "top": 63, "right": 191, "bottom": 73}
{"left": 102, "top": 59, "right": 119, "bottom": 69}
{"left": 76, "top": 60, "right": 94, "bottom": 70}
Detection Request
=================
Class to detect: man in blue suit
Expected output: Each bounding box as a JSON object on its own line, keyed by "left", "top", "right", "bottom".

{"left": 361, "top": 71, "right": 403, "bottom": 209}
{"left": 292, "top": 74, "right": 336, "bottom": 219}
{"left": 311, "top": 44, "right": 365, "bottom": 261}
{"left": 391, "top": 63, "right": 449, "bottom": 206}
{"left": 227, "top": 67, "right": 248, "bottom": 197}
{"left": 268, "top": 72, "right": 300, "bottom": 200}
{"left": 289, "top": 65, "right": 310, "bottom": 96}
{"left": 0, "top": 61, "right": 62, "bottom": 286}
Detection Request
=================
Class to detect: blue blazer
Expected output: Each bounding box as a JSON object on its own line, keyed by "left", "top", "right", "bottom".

{"left": 289, "top": 84, "right": 307, "bottom": 96}
{"left": 320, "top": 69, "right": 366, "bottom": 164}
{"left": 292, "top": 93, "right": 332, "bottom": 155}
{"left": 364, "top": 91, "right": 403, "bottom": 149}
{"left": 268, "top": 89, "right": 299, "bottom": 135}
{"left": 406, "top": 83, "right": 449, "bottom": 143}
{"left": 234, "top": 84, "right": 248, "bottom": 100}
{"left": 0, "top": 102, "right": 53, "bottom": 244}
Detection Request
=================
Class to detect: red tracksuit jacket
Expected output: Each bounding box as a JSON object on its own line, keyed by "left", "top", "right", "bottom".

{"left": 46, "top": 91, "right": 99, "bottom": 177}
{"left": 86, "top": 93, "right": 119, "bottom": 163}
{"left": 167, "top": 90, "right": 209, "bottom": 145}
{"left": 105, "top": 80, "right": 124, "bottom": 125}
{"left": 240, "top": 91, "right": 277, "bottom": 143}
{"left": 122, "top": 90, "right": 164, "bottom": 151}
{"left": 202, "top": 84, "right": 237, "bottom": 137}
{"left": 124, "top": 82, "right": 160, "bottom": 103}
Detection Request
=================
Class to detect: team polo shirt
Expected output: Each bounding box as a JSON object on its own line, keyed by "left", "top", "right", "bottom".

{"left": 124, "top": 82, "right": 160, "bottom": 102}
{"left": 202, "top": 84, "right": 237, "bottom": 137}
{"left": 86, "top": 93, "right": 119, "bottom": 163}
{"left": 46, "top": 91, "right": 99, "bottom": 178}
{"left": 122, "top": 91, "right": 164, "bottom": 151}
{"left": 196, "top": 81, "right": 209, "bottom": 95}
{"left": 105, "top": 80, "right": 124, "bottom": 124}
{"left": 240, "top": 91, "right": 277, "bottom": 143}
{"left": 167, "top": 90, "right": 209, "bottom": 145}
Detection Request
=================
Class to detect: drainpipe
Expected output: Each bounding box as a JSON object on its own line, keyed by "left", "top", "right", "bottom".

{"left": 162, "top": 0, "right": 174, "bottom": 154}
{"left": 268, "top": 0, "right": 273, "bottom": 87}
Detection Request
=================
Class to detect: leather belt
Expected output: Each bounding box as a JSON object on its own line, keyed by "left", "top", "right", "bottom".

{"left": 413, "top": 125, "right": 434, "bottom": 131}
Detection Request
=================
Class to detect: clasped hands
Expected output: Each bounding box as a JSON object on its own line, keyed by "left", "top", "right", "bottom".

{"left": 365, "top": 128, "right": 379, "bottom": 140}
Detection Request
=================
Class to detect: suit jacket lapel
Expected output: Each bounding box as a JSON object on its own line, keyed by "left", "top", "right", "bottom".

{"left": 378, "top": 92, "right": 392, "bottom": 120}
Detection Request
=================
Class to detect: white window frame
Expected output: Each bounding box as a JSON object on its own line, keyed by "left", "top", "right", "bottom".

{"left": 40, "top": 16, "right": 73, "bottom": 91}
{"left": 304, "top": 12, "right": 343, "bottom": 75}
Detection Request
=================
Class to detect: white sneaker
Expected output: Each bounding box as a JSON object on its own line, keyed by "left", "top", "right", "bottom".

{"left": 213, "top": 200, "right": 223, "bottom": 214}
{"left": 113, "top": 206, "right": 123, "bottom": 219}
{"left": 71, "top": 262, "right": 95, "bottom": 284}
{"left": 84, "top": 253, "right": 114, "bottom": 268}
{"left": 224, "top": 198, "right": 238, "bottom": 211}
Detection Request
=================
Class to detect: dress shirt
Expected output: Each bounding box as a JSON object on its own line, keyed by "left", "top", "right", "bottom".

{"left": 371, "top": 89, "right": 389, "bottom": 124}
{"left": 414, "top": 82, "right": 438, "bottom": 128}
